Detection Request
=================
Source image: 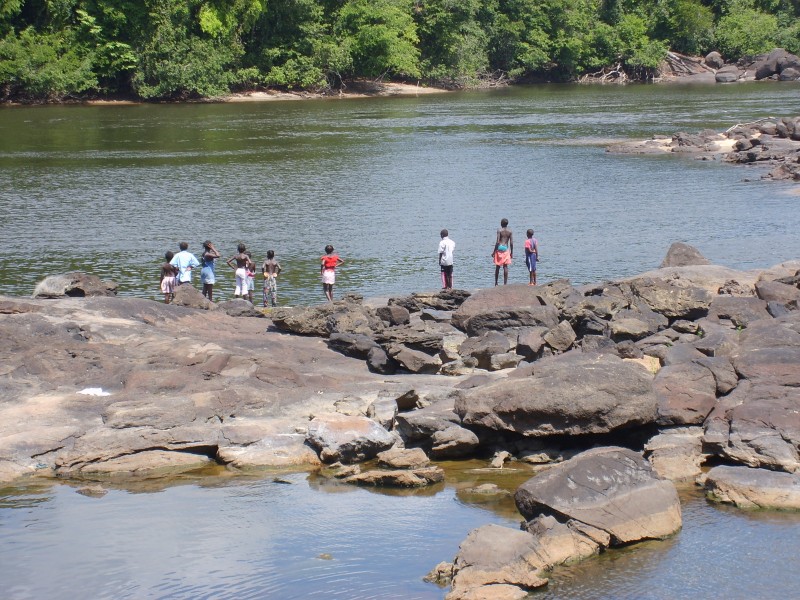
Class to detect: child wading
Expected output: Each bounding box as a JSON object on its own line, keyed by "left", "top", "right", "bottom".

{"left": 160, "top": 251, "right": 177, "bottom": 303}
{"left": 262, "top": 250, "right": 282, "bottom": 307}
{"left": 320, "top": 245, "right": 344, "bottom": 302}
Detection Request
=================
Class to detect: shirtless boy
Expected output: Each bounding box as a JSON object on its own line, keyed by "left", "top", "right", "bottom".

{"left": 492, "top": 218, "right": 513, "bottom": 286}
{"left": 226, "top": 243, "right": 253, "bottom": 300}
{"left": 262, "top": 250, "right": 282, "bottom": 307}
{"left": 160, "top": 251, "right": 178, "bottom": 303}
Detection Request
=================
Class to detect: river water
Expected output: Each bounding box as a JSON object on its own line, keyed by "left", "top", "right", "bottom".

{"left": 1, "top": 83, "right": 800, "bottom": 304}
{"left": 2, "top": 84, "right": 800, "bottom": 598}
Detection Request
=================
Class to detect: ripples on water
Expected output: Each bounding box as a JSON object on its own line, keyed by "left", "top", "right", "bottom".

{"left": 1, "top": 476, "right": 799, "bottom": 599}
{"left": 2, "top": 83, "right": 800, "bottom": 305}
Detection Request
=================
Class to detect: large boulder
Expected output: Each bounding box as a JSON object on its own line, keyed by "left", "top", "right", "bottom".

{"left": 430, "top": 425, "right": 480, "bottom": 459}
{"left": 445, "top": 519, "right": 602, "bottom": 599}
{"left": 659, "top": 242, "right": 711, "bottom": 268}
{"left": 455, "top": 353, "right": 657, "bottom": 437}
{"left": 515, "top": 446, "right": 682, "bottom": 544}
{"left": 644, "top": 426, "right": 706, "bottom": 481}
{"left": 755, "top": 280, "right": 800, "bottom": 306}
{"left": 451, "top": 285, "right": 559, "bottom": 335}
{"left": 707, "top": 296, "right": 771, "bottom": 328}
{"left": 33, "top": 272, "right": 118, "bottom": 298}
{"left": 628, "top": 277, "right": 712, "bottom": 320}
{"left": 458, "top": 331, "right": 515, "bottom": 370}
{"left": 705, "top": 465, "right": 800, "bottom": 510}
{"left": 306, "top": 414, "right": 395, "bottom": 464}
{"left": 702, "top": 381, "right": 800, "bottom": 473}
{"left": 731, "top": 312, "right": 800, "bottom": 385}
{"left": 394, "top": 398, "right": 462, "bottom": 443}
{"left": 704, "top": 51, "right": 724, "bottom": 70}
{"left": 653, "top": 362, "right": 718, "bottom": 425}
{"left": 327, "top": 332, "right": 381, "bottom": 360}
{"left": 389, "top": 289, "right": 471, "bottom": 313}
{"left": 172, "top": 283, "right": 215, "bottom": 310}
{"left": 272, "top": 298, "right": 384, "bottom": 337}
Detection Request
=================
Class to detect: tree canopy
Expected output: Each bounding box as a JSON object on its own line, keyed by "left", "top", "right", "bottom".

{"left": 0, "top": 0, "right": 797, "bottom": 100}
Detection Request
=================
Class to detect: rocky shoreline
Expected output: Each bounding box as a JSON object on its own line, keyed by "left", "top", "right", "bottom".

{"left": 608, "top": 114, "right": 800, "bottom": 184}
{"left": 3, "top": 242, "right": 800, "bottom": 597}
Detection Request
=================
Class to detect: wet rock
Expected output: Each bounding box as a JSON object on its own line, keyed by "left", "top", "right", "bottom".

{"left": 660, "top": 242, "right": 711, "bottom": 268}
{"left": 430, "top": 425, "right": 480, "bottom": 459}
{"left": 306, "top": 414, "right": 395, "bottom": 464}
{"left": 515, "top": 446, "right": 682, "bottom": 544}
{"left": 33, "top": 272, "right": 118, "bottom": 298}
{"left": 217, "top": 432, "right": 322, "bottom": 468}
{"left": 644, "top": 426, "right": 706, "bottom": 480}
{"left": 344, "top": 465, "right": 444, "bottom": 487}
{"left": 456, "top": 353, "right": 657, "bottom": 437}
{"left": 705, "top": 465, "right": 800, "bottom": 510}
{"left": 78, "top": 450, "right": 212, "bottom": 476}
{"left": 376, "top": 447, "right": 430, "bottom": 469}
{"left": 654, "top": 362, "right": 717, "bottom": 426}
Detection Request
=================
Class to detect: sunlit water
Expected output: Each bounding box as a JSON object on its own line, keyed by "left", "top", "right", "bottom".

{"left": 1, "top": 469, "right": 799, "bottom": 599}
{"left": 2, "top": 83, "right": 800, "bottom": 305}
{"left": 2, "top": 84, "right": 800, "bottom": 597}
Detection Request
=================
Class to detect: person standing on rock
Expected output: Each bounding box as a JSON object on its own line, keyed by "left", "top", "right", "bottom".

{"left": 200, "top": 241, "right": 221, "bottom": 302}
{"left": 438, "top": 229, "right": 455, "bottom": 289}
{"left": 160, "top": 251, "right": 178, "bottom": 303}
{"left": 262, "top": 250, "right": 282, "bottom": 307}
{"left": 321, "top": 245, "right": 344, "bottom": 302}
{"left": 524, "top": 229, "right": 539, "bottom": 285}
{"left": 492, "top": 218, "right": 513, "bottom": 286}
{"left": 226, "top": 243, "right": 253, "bottom": 300}
{"left": 170, "top": 242, "right": 200, "bottom": 286}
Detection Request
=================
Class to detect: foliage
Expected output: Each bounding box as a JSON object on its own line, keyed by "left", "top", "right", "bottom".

{"left": 0, "top": 0, "right": 798, "bottom": 100}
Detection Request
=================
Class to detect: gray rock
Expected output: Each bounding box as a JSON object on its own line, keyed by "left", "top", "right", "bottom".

{"left": 705, "top": 51, "right": 724, "bottom": 69}
{"left": 387, "top": 345, "right": 442, "bottom": 374}
{"left": 708, "top": 296, "right": 771, "bottom": 328}
{"left": 695, "top": 355, "right": 739, "bottom": 394}
{"left": 580, "top": 335, "right": 617, "bottom": 353}
{"left": 755, "top": 280, "right": 800, "bottom": 305}
{"left": 172, "top": 284, "right": 216, "bottom": 310}
{"left": 33, "top": 272, "right": 118, "bottom": 298}
{"left": 515, "top": 446, "right": 682, "bottom": 544}
{"left": 376, "top": 447, "right": 430, "bottom": 469}
{"left": 272, "top": 299, "right": 384, "bottom": 337}
{"left": 489, "top": 352, "right": 524, "bottom": 371}
{"left": 644, "top": 427, "right": 706, "bottom": 481}
{"left": 327, "top": 332, "right": 381, "bottom": 360}
{"left": 715, "top": 65, "right": 742, "bottom": 82}
{"left": 375, "top": 327, "right": 444, "bottom": 355}
{"left": 543, "top": 320, "right": 577, "bottom": 352}
{"left": 458, "top": 331, "right": 515, "bottom": 370}
{"left": 660, "top": 242, "right": 711, "bottom": 268}
{"left": 394, "top": 399, "right": 461, "bottom": 443}
{"left": 732, "top": 312, "right": 800, "bottom": 385}
{"left": 344, "top": 466, "right": 444, "bottom": 487}
{"left": 456, "top": 353, "right": 657, "bottom": 437}
{"left": 705, "top": 465, "right": 800, "bottom": 509}
{"left": 516, "top": 326, "right": 548, "bottom": 360}
{"left": 615, "top": 340, "right": 642, "bottom": 359}
{"left": 662, "top": 343, "right": 705, "bottom": 366}
{"left": 654, "top": 362, "right": 717, "bottom": 426}
{"left": 217, "top": 299, "right": 264, "bottom": 318}
{"left": 439, "top": 358, "right": 477, "bottom": 376}
{"left": 366, "top": 346, "right": 396, "bottom": 374}
{"left": 779, "top": 67, "right": 800, "bottom": 81}
{"left": 628, "top": 277, "right": 711, "bottom": 320}
{"left": 376, "top": 304, "right": 411, "bottom": 326}
{"left": 451, "top": 285, "right": 558, "bottom": 335}
{"left": 419, "top": 309, "right": 452, "bottom": 323}
{"left": 306, "top": 414, "right": 395, "bottom": 464}
{"left": 430, "top": 425, "right": 480, "bottom": 459}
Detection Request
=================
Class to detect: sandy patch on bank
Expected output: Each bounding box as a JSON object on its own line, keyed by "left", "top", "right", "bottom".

{"left": 226, "top": 81, "right": 450, "bottom": 102}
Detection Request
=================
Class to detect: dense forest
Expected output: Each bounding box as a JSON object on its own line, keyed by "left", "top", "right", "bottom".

{"left": 1, "top": 0, "right": 798, "bottom": 101}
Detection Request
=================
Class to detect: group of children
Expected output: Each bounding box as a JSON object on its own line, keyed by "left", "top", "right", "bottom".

{"left": 159, "top": 242, "right": 343, "bottom": 307}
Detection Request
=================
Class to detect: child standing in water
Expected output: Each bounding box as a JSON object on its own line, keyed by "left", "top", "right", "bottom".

{"left": 262, "top": 250, "right": 282, "bottom": 307}
{"left": 320, "top": 245, "right": 344, "bottom": 302}
{"left": 160, "top": 251, "right": 177, "bottom": 303}
{"left": 245, "top": 250, "right": 256, "bottom": 304}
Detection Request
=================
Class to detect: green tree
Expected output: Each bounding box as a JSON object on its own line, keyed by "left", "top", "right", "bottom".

{"left": 715, "top": 0, "right": 778, "bottom": 57}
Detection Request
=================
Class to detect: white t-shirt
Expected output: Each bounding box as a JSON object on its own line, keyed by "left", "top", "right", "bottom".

{"left": 438, "top": 237, "right": 455, "bottom": 266}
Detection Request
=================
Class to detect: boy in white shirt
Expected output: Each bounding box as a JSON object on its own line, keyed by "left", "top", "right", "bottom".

{"left": 438, "top": 229, "right": 455, "bottom": 289}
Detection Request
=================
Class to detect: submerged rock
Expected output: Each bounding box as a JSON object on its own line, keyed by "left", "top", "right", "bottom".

{"left": 306, "top": 414, "right": 395, "bottom": 464}
{"left": 33, "top": 272, "right": 118, "bottom": 298}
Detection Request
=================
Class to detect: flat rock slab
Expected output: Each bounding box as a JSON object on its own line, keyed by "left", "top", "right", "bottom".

{"left": 456, "top": 353, "right": 657, "bottom": 437}
{"left": 515, "top": 446, "right": 682, "bottom": 544}
{"left": 344, "top": 466, "right": 444, "bottom": 487}
{"left": 705, "top": 465, "right": 800, "bottom": 510}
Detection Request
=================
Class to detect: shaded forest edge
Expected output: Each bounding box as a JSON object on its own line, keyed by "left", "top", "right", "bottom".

{"left": 1, "top": 0, "right": 800, "bottom": 103}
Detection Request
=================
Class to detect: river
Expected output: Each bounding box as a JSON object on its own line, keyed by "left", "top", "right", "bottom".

{"left": 1, "top": 83, "right": 800, "bottom": 304}
{"left": 2, "top": 83, "right": 800, "bottom": 598}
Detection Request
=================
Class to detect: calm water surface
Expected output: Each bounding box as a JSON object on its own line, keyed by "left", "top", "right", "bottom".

{"left": 1, "top": 468, "right": 799, "bottom": 599}
{"left": 3, "top": 85, "right": 800, "bottom": 597}
{"left": 2, "top": 83, "right": 800, "bottom": 304}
